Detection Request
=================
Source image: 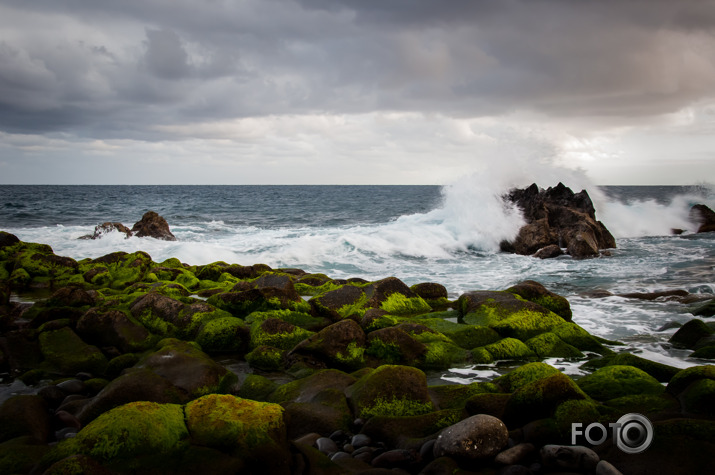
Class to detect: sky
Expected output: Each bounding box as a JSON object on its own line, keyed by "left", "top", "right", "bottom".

{"left": 1, "top": 0, "right": 714, "bottom": 186}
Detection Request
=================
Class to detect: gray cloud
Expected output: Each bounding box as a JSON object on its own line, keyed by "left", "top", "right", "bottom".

{"left": 0, "top": 0, "right": 713, "bottom": 140}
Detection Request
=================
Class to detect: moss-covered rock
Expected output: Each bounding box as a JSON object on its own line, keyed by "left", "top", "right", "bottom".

{"left": 185, "top": 394, "right": 289, "bottom": 472}
{"left": 308, "top": 284, "right": 368, "bottom": 321}
{"left": 550, "top": 321, "right": 613, "bottom": 354}
{"left": 506, "top": 280, "right": 572, "bottom": 321}
{"left": 553, "top": 399, "right": 601, "bottom": 436}
{"left": 410, "top": 282, "right": 451, "bottom": 310}
{"left": 62, "top": 401, "right": 189, "bottom": 466}
{"left": 247, "top": 309, "right": 330, "bottom": 332}
{"left": 138, "top": 339, "right": 238, "bottom": 399}
{"left": 289, "top": 319, "right": 366, "bottom": 370}
{"left": 365, "top": 326, "right": 427, "bottom": 365}
{"left": 495, "top": 362, "right": 561, "bottom": 392}
{"left": 666, "top": 364, "right": 715, "bottom": 395}
{"left": 344, "top": 365, "right": 434, "bottom": 419}
{"left": 196, "top": 316, "right": 249, "bottom": 353}
{"left": 80, "top": 251, "right": 153, "bottom": 289}
{"left": 76, "top": 308, "right": 157, "bottom": 353}
{"left": 245, "top": 345, "right": 285, "bottom": 371}
{"left": 525, "top": 332, "right": 584, "bottom": 358}
{"left": 249, "top": 317, "right": 314, "bottom": 350}
{"left": 503, "top": 373, "right": 588, "bottom": 427}
{"left": 429, "top": 382, "right": 500, "bottom": 411}
{"left": 580, "top": 352, "right": 680, "bottom": 382}
{"left": 0, "top": 395, "right": 51, "bottom": 444}
{"left": 237, "top": 374, "right": 279, "bottom": 402}
{"left": 576, "top": 365, "right": 664, "bottom": 401}
{"left": 0, "top": 440, "right": 51, "bottom": 475}
{"left": 39, "top": 327, "right": 108, "bottom": 377}
{"left": 208, "top": 287, "right": 308, "bottom": 318}
{"left": 669, "top": 318, "right": 713, "bottom": 349}
{"left": 271, "top": 370, "right": 354, "bottom": 405}
{"left": 480, "top": 337, "right": 537, "bottom": 361}
{"left": 678, "top": 377, "right": 715, "bottom": 416}
{"left": 76, "top": 367, "right": 188, "bottom": 425}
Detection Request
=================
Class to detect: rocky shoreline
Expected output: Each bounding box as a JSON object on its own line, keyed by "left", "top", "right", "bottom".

{"left": 1, "top": 230, "right": 715, "bottom": 474}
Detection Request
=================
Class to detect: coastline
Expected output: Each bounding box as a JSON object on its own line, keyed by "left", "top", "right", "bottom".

{"left": 1, "top": 231, "right": 714, "bottom": 474}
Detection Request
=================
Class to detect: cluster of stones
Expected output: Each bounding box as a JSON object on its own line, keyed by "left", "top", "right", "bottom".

{"left": 1, "top": 232, "right": 715, "bottom": 474}
{"left": 78, "top": 211, "right": 176, "bottom": 241}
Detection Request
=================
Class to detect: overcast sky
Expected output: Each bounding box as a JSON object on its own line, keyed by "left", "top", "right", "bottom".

{"left": 1, "top": 0, "right": 714, "bottom": 185}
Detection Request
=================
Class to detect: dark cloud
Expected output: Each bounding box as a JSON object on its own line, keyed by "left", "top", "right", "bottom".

{"left": 0, "top": 0, "right": 714, "bottom": 139}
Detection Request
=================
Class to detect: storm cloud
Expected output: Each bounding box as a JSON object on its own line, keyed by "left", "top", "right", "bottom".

{"left": 0, "top": 0, "right": 714, "bottom": 184}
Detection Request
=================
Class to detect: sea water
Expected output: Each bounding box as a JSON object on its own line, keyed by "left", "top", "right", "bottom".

{"left": 1, "top": 180, "right": 714, "bottom": 385}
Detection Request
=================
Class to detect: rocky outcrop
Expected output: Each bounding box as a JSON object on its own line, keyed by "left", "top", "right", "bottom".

{"left": 500, "top": 183, "right": 616, "bottom": 259}
{"left": 79, "top": 211, "right": 176, "bottom": 241}
{"left": 690, "top": 204, "right": 715, "bottom": 233}
{"left": 130, "top": 211, "right": 177, "bottom": 241}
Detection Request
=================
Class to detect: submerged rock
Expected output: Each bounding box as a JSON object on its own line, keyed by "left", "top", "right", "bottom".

{"left": 501, "top": 183, "right": 616, "bottom": 258}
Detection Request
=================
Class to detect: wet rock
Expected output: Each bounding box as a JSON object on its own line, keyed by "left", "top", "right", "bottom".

{"left": 345, "top": 365, "right": 433, "bottom": 419}
{"left": 433, "top": 414, "right": 509, "bottom": 461}
{"left": 669, "top": 319, "right": 713, "bottom": 349}
{"left": 309, "top": 285, "right": 366, "bottom": 321}
{"left": 495, "top": 442, "right": 536, "bottom": 465}
{"left": 0, "top": 395, "right": 51, "bottom": 443}
{"left": 366, "top": 326, "right": 427, "bottom": 364}
{"left": 690, "top": 204, "right": 715, "bottom": 233}
{"left": 617, "top": 289, "right": 689, "bottom": 301}
{"left": 351, "top": 433, "right": 372, "bottom": 449}
{"left": 501, "top": 182, "right": 615, "bottom": 258}
{"left": 316, "top": 436, "right": 339, "bottom": 455}
{"left": 596, "top": 459, "right": 625, "bottom": 475}
{"left": 371, "top": 448, "right": 417, "bottom": 469}
{"left": 540, "top": 444, "right": 599, "bottom": 472}
{"left": 418, "top": 456, "right": 460, "bottom": 475}
{"left": 289, "top": 319, "right": 366, "bottom": 370}
{"left": 79, "top": 222, "right": 132, "bottom": 240}
{"left": 505, "top": 280, "right": 572, "bottom": 321}
{"left": 56, "top": 378, "right": 86, "bottom": 395}
{"left": 77, "top": 308, "right": 156, "bottom": 353}
{"left": 534, "top": 244, "right": 564, "bottom": 259}
{"left": 131, "top": 211, "right": 177, "bottom": 240}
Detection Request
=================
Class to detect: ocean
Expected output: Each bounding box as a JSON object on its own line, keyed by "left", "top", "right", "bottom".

{"left": 1, "top": 181, "right": 714, "bottom": 383}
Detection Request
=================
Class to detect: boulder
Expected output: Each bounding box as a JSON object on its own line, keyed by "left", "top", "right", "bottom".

{"left": 0, "top": 395, "right": 51, "bottom": 444}
{"left": 75, "top": 368, "right": 188, "bottom": 425}
{"left": 344, "top": 365, "right": 434, "bottom": 419}
{"left": 501, "top": 183, "right": 615, "bottom": 258}
{"left": 39, "top": 327, "right": 108, "bottom": 377}
{"left": 506, "top": 280, "right": 572, "bottom": 321}
{"left": 690, "top": 204, "right": 715, "bottom": 233}
{"left": 184, "top": 394, "right": 290, "bottom": 472}
{"left": 137, "top": 339, "right": 237, "bottom": 399}
{"left": 576, "top": 365, "right": 664, "bottom": 401}
{"left": 131, "top": 211, "right": 176, "bottom": 240}
{"left": 432, "top": 414, "right": 509, "bottom": 461}
{"left": 288, "top": 319, "right": 366, "bottom": 370}
{"left": 77, "top": 308, "right": 156, "bottom": 353}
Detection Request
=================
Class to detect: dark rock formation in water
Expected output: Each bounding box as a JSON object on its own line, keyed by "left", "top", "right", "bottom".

{"left": 690, "top": 204, "right": 715, "bottom": 233}
{"left": 500, "top": 183, "right": 616, "bottom": 259}
{"left": 79, "top": 211, "right": 176, "bottom": 241}
{"left": 131, "top": 211, "right": 176, "bottom": 241}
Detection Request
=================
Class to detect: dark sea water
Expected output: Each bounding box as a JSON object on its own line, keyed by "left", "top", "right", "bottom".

{"left": 1, "top": 182, "right": 714, "bottom": 383}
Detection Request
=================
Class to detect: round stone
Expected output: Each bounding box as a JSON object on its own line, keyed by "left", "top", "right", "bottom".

{"left": 433, "top": 414, "right": 509, "bottom": 461}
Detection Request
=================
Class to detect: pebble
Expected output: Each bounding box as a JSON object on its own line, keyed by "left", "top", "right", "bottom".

{"left": 351, "top": 433, "right": 372, "bottom": 449}
{"left": 419, "top": 439, "right": 436, "bottom": 463}
{"left": 315, "top": 436, "right": 338, "bottom": 455}
{"left": 56, "top": 379, "right": 86, "bottom": 395}
{"left": 293, "top": 432, "right": 321, "bottom": 447}
{"left": 371, "top": 449, "right": 415, "bottom": 469}
{"left": 596, "top": 459, "right": 624, "bottom": 475}
{"left": 343, "top": 444, "right": 354, "bottom": 454}
{"left": 352, "top": 451, "right": 373, "bottom": 464}
{"left": 540, "top": 444, "right": 600, "bottom": 472}
{"left": 55, "top": 410, "right": 82, "bottom": 429}
{"left": 495, "top": 442, "right": 535, "bottom": 465}
{"left": 497, "top": 465, "right": 533, "bottom": 475}
{"left": 55, "top": 427, "right": 78, "bottom": 440}
{"left": 330, "top": 451, "right": 352, "bottom": 462}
